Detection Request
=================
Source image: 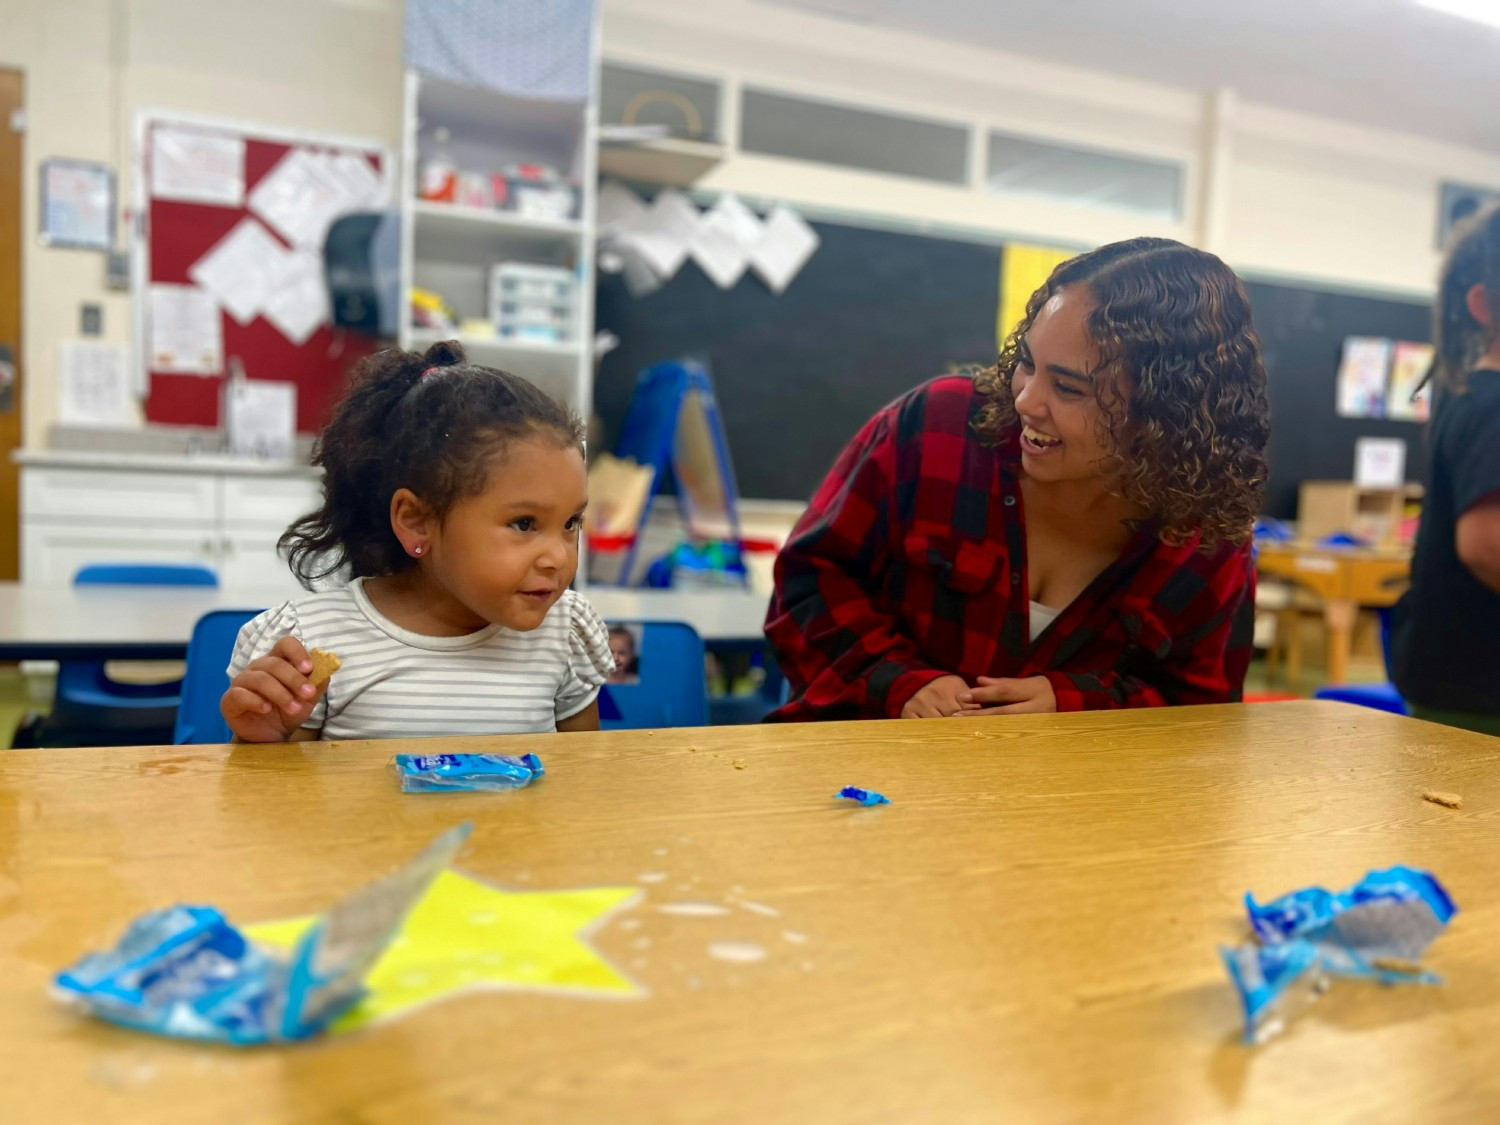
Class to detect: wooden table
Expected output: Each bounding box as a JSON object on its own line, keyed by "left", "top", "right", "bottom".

{"left": 4, "top": 702, "right": 1499, "bottom": 1122}
{"left": 1255, "top": 544, "right": 1411, "bottom": 684}
{"left": 0, "top": 581, "right": 771, "bottom": 661}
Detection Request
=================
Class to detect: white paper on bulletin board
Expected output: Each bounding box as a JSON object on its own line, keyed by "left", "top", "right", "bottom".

{"left": 151, "top": 127, "right": 246, "bottom": 206}
{"left": 148, "top": 283, "right": 223, "bottom": 375}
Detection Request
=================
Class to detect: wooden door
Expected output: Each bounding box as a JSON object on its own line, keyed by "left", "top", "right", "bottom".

{"left": 0, "top": 70, "right": 23, "bottom": 580}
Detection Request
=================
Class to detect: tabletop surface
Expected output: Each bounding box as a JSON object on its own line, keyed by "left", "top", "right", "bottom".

{"left": 3, "top": 702, "right": 1498, "bottom": 1123}
{"left": 0, "top": 582, "right": 771, "bottom": 653}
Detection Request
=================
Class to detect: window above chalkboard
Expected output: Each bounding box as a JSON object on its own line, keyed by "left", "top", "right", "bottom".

{"left": 739, "top": 87, "right": 970, "bottom": 186}
{"left": 985, "top": 132, "right": 1184, "bottom": 221}
{"left": 601, "top": 62, "right": 722, "bottom": 142}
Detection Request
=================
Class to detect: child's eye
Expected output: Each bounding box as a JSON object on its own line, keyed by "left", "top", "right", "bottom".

{"left": 510, "top": 517, "right": 536, "bottom": 532}
{"left": 565, "top": 515, "right": 584, "bottom": 533}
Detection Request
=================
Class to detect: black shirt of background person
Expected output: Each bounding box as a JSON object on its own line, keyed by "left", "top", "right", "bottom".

{"left": 1392, "top": 370, "right": 1500, "bottom": 714}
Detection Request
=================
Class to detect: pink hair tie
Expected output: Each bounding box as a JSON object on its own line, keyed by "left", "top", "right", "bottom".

{"left": 420, "top": 366, "right": 442, "bottom": 380}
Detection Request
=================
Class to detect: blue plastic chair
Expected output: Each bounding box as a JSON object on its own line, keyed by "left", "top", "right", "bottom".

{"left": 1314, "top": 608, "right": 1409, "bottom": 716}
{"left": 598, "top": 621, "right": 709, "bottom": 730}
{"left": 175, "top": 609, "right": 263, "bottom": 744}
{"left": 39, "top": 564, "right": 220, "bottom": 746}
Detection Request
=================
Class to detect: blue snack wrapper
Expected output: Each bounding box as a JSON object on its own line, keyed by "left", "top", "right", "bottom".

{"left": 1245, "top": 864, "right": 1456, "bottom": 961}
{"left": 394, "top": 752, "right": 545, "bottom": 794}
{"left": 836, "top": 786, "right": 890, "bottom": 806}
{"left": 1223, "top": 865, "right": 1456, "bottom": 1043}
{"left": 54, "top": 824, "right": 470, "bottom": 1045}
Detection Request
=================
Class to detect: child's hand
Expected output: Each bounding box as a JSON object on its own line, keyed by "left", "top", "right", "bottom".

{"left": 222, "top": 635, "right": 329, "bottom": 742}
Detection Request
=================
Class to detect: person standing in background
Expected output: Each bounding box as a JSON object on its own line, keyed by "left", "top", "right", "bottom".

{"left": 1392, "top": 205, "right": 1500, "bottom": 735}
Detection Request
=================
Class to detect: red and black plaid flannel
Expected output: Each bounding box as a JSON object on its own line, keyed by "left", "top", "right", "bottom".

{"left": 765, "top": 376, "right": 1256, "bottom": 721}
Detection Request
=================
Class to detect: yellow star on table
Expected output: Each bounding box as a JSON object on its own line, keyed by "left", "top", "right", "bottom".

{"left": 245, "top": 870, "right": 643, "bottom": 1032}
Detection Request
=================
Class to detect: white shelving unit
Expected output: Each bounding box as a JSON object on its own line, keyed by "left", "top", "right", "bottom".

{"left": 399, "top": 56, "right": 600, "bottom": 418}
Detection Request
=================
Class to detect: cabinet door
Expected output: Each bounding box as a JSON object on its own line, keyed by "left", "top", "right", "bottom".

{"left": 219, "top": 475, "right": 323, "bottom": 531}
{"left": 23, "top": 468, "right": 218, "bottom": 524}
{"left": 217, "top": 530, "right": 307, "bottom": 591}
{"left": 22, "top": 524, "right": 217, "bottom": 583}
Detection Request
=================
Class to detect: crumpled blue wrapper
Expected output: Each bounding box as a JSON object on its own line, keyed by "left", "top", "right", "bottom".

{"left": 393, "top": 752, "right": 544, "bottom": 793}
{"left": 53, "top": 824, "right": 470, "bottom": 1045}
{"left": 836, "top": 786, "right": 890, "bottom": 806}
{"left": 1221, "top": 865, "right": 1457, "bottom": 1043}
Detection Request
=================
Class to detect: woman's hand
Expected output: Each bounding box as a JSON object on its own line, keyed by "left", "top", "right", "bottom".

{"left": 957, "top": 676, "right": 1058, "bottom": 716}
{"left": 222, "top": 635, "right": 328, "bottom": 742}
{"left": 900, "top": 675, "right": 972, "bottom": 719}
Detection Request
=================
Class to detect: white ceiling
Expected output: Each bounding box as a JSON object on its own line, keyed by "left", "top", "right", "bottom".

{"left": 765, "top": 0, "right": 1500, "bottom": 154}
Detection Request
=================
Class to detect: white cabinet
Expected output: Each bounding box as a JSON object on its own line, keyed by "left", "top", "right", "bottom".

{"left": 20, "top": 462, "right": 323, "bottom": 586}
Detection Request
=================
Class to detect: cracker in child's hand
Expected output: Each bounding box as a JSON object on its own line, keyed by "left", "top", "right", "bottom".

{"left": 308, "top": 648, "right": 342, "bottom": 687}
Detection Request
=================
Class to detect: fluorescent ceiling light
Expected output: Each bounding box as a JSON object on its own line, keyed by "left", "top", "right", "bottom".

{"left": 1417, "top": 0, "right": 1500, "bottom": 30}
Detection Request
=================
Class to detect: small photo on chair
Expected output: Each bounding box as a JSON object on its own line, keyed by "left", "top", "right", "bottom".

{"left": 607, "top": 624, "right": 642, "bottom": 684}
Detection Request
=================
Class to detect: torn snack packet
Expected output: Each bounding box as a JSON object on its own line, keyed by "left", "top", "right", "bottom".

{"left": 1244, "top": 865, "right": 1456, "bottom": 961}
{"left": 1223, "top": 865, "right": 1457, "bottom": 1043}
{"left": 836, "top": 786, "right": 890, "bottom": 806}
{"left": 53, "top": 825, "right": 469, "bottom": 1045}
{"left": 394, "top": 752, "right": 545, "bottom": 794}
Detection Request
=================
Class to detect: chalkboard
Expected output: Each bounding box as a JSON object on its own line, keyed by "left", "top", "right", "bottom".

{"left": 1244, "top": 280, "right": 1431, "bottom": 519}
{"left": 593, "top": 219, "right": 1001, "bottom": 501}
{"left": 594, "top": 214, "right": 1434, "bottom": 519}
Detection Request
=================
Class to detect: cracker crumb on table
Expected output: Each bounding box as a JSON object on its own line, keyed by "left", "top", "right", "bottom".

{"left": 1422, "top": 789, "right": 1463, "bottom": 809}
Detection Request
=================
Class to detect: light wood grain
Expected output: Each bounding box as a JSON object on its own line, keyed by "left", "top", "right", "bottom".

{"left": 3, "top": 702, "right": 1499, "bottom": 1123}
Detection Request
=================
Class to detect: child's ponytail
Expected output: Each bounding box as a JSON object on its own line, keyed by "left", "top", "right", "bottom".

{"left": 280, "top": 340, "right": 581, "bottom": 588}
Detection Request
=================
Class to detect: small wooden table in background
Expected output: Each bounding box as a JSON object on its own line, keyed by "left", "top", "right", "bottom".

{"left": 3, "top": 702, "right": 1499, "bottom": 1121}
{"left": 1255, "top": 543, "right": 1411, "bottom": 684}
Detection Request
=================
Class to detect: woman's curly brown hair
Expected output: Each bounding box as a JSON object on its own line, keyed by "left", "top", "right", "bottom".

{"left": 974, "top": 237, "right": 1270, "bottom": 547}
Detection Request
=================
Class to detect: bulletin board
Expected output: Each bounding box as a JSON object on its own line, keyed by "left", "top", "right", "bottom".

{"left": 134, "top": 113, "right": 393, "bottom": 433}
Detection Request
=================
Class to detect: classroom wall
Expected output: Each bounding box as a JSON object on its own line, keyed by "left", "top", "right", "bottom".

{"left": 601, "top": 0, "right": 1500, "bottom": 301}
{"left": 0, "top": 0, "right": 402, "bottom": 450}
{"left": 9, "top": 0, "right": 1500, "bottom": 454}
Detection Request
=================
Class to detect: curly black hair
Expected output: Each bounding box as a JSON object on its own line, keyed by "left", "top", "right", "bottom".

{"left": 281, "top": 340, "right": 584, "bottom": 587}
{"left": 974, "top": 237, "right": 1270, "bottom": 546}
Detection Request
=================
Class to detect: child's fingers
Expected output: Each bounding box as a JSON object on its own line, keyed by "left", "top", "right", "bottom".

{"left": 222, "top": 685, "right": 273, "bottom": 717}
{"left": 249, "top": 654, "right": 318, "bottom": 702}
{"left": 271, "top": 635, "right": 314, "bottom": 676}
{"left": 237, "top": 668, "right": 305, "bottom": 717}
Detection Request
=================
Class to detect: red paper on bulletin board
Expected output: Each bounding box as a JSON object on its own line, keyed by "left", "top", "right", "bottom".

{"left": 136, "top": 115, "right": 393, "bottom": 433}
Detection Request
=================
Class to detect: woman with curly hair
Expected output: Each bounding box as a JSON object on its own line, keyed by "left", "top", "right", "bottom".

{"left": 765, "top": 237, "right": 1271, "bottom": 721}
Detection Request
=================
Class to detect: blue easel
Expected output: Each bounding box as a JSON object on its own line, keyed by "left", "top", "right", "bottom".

{"left": 608, "top": 359, "right": 746, "bottom": 588}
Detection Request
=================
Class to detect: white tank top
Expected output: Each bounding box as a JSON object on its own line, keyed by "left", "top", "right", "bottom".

{"left": 1029, "top": 600, "right": 1062, "bottom": 642}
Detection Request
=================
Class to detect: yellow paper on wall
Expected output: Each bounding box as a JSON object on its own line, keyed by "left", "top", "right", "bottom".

{"left": 998, "top": 244, "right": 1074, "bottom": 351}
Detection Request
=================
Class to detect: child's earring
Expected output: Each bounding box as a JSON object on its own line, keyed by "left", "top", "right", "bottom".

{"left": 412, "top": 543, "right": 425, "bottom": 557}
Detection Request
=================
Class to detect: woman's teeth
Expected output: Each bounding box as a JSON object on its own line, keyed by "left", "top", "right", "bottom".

{"left": 1023, "top": 425, "right": 1061, "bottom": 448}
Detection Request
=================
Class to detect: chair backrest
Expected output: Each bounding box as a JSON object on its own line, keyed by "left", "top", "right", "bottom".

{"left": 598, "top": 620, "right": 708, "bottom": 730}
{"left": 174, "top": 609, "right": 263, "bottom": 744}
{"left": 74, "top": 563, "right": 219, "bottom": 587}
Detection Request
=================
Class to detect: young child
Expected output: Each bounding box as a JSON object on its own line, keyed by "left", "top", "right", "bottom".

{"left": 222, "top": 341, "right": 614, "bottom": 742}
{"left": 607, "top": 625, "right": 639, "bottom": 684}
{"left": 1391, "top": 205, "right": 1500, "bottom": 736}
